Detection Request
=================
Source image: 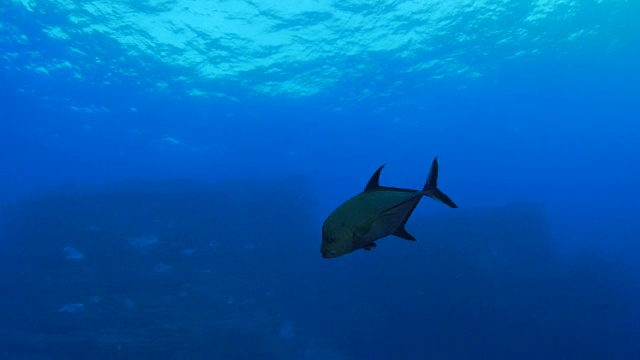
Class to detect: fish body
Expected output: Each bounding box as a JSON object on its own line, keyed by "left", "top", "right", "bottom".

{"left": 321, "top": 157, "right": 457, "bottom": 258}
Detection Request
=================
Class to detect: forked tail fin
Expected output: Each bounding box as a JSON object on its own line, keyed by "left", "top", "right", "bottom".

{"left": 423, "top": 157, "right": 458, "bottom": 208}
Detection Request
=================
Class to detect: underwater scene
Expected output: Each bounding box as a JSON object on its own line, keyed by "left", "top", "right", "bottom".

{"left": 1, "top": 0, "right": 639, "bottom": 359}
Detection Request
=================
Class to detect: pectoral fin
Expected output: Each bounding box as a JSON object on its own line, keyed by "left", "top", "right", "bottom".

{"left": 355, "top": 213, "right": 387, "bottom": 238}
{"left": 363, "top": 243, "right": 377, "bottom": 251}
{"left": 394, "top": 227, "right": 416, "bottom": 241}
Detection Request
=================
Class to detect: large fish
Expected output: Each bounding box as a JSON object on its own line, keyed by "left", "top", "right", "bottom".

{"left": 321, "top": 157, "right": 457, "bottom": 258}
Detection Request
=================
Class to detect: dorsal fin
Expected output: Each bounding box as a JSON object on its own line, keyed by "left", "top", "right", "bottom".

{"left": 364, "top": 164, "right": 386, "bottom": 191}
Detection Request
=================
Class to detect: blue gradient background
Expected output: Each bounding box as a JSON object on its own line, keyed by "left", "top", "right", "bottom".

{"left": 1, "top": 0, "right": 639, "bottom": 358}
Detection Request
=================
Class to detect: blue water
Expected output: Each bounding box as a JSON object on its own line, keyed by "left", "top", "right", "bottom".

{"left": 1, "top": 0, "right": 639, "bottom": 358}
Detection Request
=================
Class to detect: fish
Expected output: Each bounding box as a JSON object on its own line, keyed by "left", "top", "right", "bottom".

{"left": 321, "top": 157, "right": 457, "bottom": 258}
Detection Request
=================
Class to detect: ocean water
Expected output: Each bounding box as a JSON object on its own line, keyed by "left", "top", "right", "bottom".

{"left": 1, "top": 0, "right": 639, "bottom": 358}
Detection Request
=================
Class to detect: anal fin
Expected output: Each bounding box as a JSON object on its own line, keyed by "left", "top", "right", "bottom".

{"left": 394, "top": 227, "right": 416, "bottom": 241}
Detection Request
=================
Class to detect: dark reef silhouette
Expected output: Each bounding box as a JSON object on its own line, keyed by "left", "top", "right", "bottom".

{"left": 0, "top": 179, "right": 638, "bottom": 359}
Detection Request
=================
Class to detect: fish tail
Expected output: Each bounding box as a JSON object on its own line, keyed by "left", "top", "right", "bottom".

{"left": 423, "top": 157, "right": 458, "bottom": 208}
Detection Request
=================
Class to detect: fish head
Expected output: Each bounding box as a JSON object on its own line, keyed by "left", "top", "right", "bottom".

{"left": 321, "top": 220, "right": 354, "bottom": 259}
